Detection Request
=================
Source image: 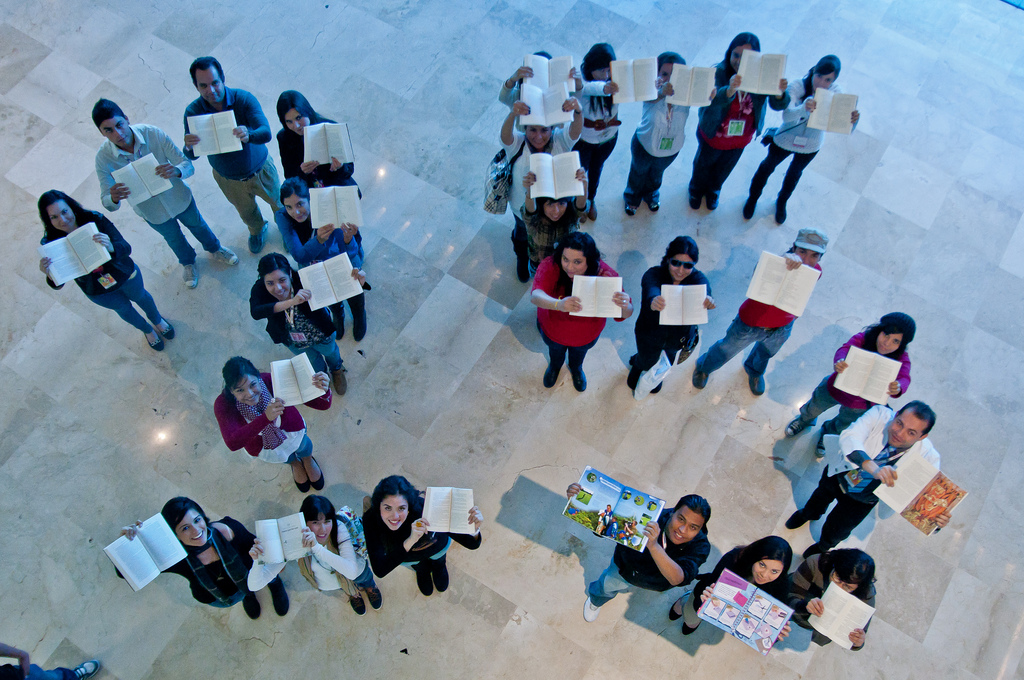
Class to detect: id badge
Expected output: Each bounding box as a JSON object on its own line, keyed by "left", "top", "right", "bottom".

{"left": 288, "top": 332, "right": 307, "bottom": 343}
{"left": 659, "top": 137, "right": 675, "bottom": 151}
{"left": 726, "top": 119, "right": 745, "bottom": 137}
{"left": 97, "top": 273, "right": 117, "bottom": 289}
{"left": 792, "top": 135, "right": 809, "bottom": 148}
{"left": 845, "top": 469, "right": 863, "bottom": 487}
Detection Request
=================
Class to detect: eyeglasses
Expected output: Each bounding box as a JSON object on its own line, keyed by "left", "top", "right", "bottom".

{"left": 669, "top": 259, "right": 695, "bottom": 269}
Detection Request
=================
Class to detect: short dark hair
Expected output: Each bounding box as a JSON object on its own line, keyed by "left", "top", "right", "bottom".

{"left": 897, "top": 400, "right": 936, "bottom": 435}
{"left": 190, "top": 56, "right": 225, "bottom": 86}
{"left": 37, "top": 190, "right": 93, "bottom": 241}
{"left": 161, "top": 497, "right": 210, "bottom": 535}
{"left": 821, "top": 548, "right": 875, "bottom": 600}
{"left": 257, "top": 252, "right": 292, "bottom": 279}
{"left": 280, "top": 176, "right": 310, "bottom": 204}
{"left": 370, "top": 475, "right": 423, "bottom": 519}
{"left": 91, "top": 98, "right": 127, "bottom": 128}
{"left": 862, "top": 312, "right": 916, "bottom": 358}
{"left": 657, "top": 52, "right": 686, "bottom": 70}
{"left": 735, "top": 536, "right": 793, "bottom": 582}
{"left": 673, "top": 494, "right": 711, "bottom": 533}
{"left": 220, "top": 356, "right": 260, "bottom": 401}
{"left": 661, "top": 236, "right": 699, "bottom": 270}
{"left": 723, "top": 33, "right": 761, "bottom": 77}
{"left": 300, "top": 495, "right": 339, "bottom": 549}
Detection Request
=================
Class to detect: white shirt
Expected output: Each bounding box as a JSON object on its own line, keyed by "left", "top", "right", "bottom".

{"left": 829, "top": 405, "right": 940, "bottom": 477}
{"left": 502, "top": 125, "right": 578, "bottom": 214}
{"left": 634, "top": 98, "right": 690, "bottom": 157}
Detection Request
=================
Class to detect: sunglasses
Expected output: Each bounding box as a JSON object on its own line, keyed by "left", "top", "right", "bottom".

{"left": 669, "top": 259, "right": 695, "bottom": 269}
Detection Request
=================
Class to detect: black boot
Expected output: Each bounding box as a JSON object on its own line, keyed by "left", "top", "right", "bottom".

{"left": 331, "top": 302, "right": 345, "bottom": 338}
{"left": 512, "top": 236, "right": 530, "bottom": 282}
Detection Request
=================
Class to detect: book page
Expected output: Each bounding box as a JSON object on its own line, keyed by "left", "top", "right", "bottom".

{"left": 810, "top": 583, "right": 875, "bottom": 650}
{"left": 523, "top": 54, "right": 551, "bottom": 89}
{"left": 255, "top": 519, "right": 286, "bottom": 565}
{"left": 806, "top": 87, "right": 834, "bottom": 131}
{"left": 547, "top": 56, "right": 573, "bottom": 88}
{"left": 322, "top": 252, "right": 363, "bottom": 302}
{"left": 828, "top": 93, "right": 858, "bottom": 134}
{"left": 773, "top": 264, "right": 819, "bottom": 316}
{"left": 448, "top": 488, "right": 476, "bottom": 535}
{"left": 277, "top": 512, "right": 312, "bottom": 561}
{"left": 611, "top": 60, "right": 635, "bottom": 103}
{"left": 632, "top": 58, "right": 659, "bottom": 101}
{"left": 303, "top": 123, "right": 330, "bottom": 164}
{"left": 520, "top": 83, "right": 572, "bottom": 126}
{"left": 873, "top": 449, "right": 940, "bottom": 512}
{"left": 104, "top": 534, "right": 160, "bottom": 592}
{"left": 570, "top": 276, "right": 622, "bottom": 318}
{"left": 833, "top": 347, "right": 900, "bottom": 403}
{"left": 689, "top": 66, "right": 717, "bottom": 106}
{"left": 132, "top": 153, "right": 173, "bottom": 197}
{"left": 213, "top": 111, "right": 242, "bottom": 153}
{"left": 111, "top": 163, "right": 149, "bottom": 205}
{"left": 297, "top": 260, "right": 334, "bottom": 311}
{"left": 270, "top": 358, "right": 305, "bottom": 407}
{"left": 757, "top": 54, "right": 786, "bottom": 95}
{"left": 666, "top": 65, "right": 692, "bottom": 106}
{"left": 325, "top": 123, "right": 354, "bottom": 164}
{"left": 289, "top": 353, "right": 323, "bottom": 404}
{"left": 187, "top": 114, "right": 218, "bottom": 155}
{"left": 861, "top": 352, "right": 901, "bottom": 404}
{"left": 551, "top": 151, "right": 584, "bottom": 199}
{"left": 736, "top": 50, "right": 763, "bottom": 93}
{"left": 136, "top": 513, "right": 187, "bottom": 571}
{"left": 529, "top": 152, "right": 557, "bottom": 198}
{"left": 309, "top": 187, "right": 339, "bottom": 230}
{"left": 67, "top": 224, "right": 112, "bottom": 273}
{"left": 681, "top": 284, "right": 709, "bottom": 325}
{"left": 745, "top": 252, "right": 788, "bottom": 307}
{"left": 38, "top": 238, "right": 85, "bottom": 286}
{"left": 423, "top": 487, "right": 453, "bottom": 533}
{"left": 333, "top": 185, "right": 364, "bottom": 227}
{"left": 659, "top": 285, "right": 685, "bottom": 325}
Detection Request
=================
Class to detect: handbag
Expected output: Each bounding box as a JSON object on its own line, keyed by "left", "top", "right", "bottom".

{"left": 633, "top": 351, "right": 673, "bottom": 401}
{"left": 483, "top": 140, "right": 526, "bottom": 215}
{"left": 761, "top": 120, "right": 803, "bottom": 146}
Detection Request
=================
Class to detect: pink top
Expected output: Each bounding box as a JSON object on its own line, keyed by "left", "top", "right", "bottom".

{"left": 827, "top": 332, "right": 912, "bottom": 409}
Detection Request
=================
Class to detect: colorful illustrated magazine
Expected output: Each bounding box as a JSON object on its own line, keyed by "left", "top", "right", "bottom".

{"left": 563, "top": 466, "right": 665, "bottom": 552}
{"left": 697, "top": 568, "right": 793, "bottom": 655}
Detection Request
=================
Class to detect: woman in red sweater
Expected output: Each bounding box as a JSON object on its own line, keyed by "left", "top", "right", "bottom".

{"left": 214, "top": 356, "right": 331, "bottom": 491}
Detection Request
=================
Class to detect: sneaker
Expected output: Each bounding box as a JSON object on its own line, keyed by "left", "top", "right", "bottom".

{"left": 785, "top": 509, "right": 808, "bottom": 530}
{"left": 432, "top": 561, "right": 450, "bottom": 593}
{"left": 785, "top": 416, "right": 812, "bottom": 437}
{"left": 364, "top": 585, "right": 383, "bottom": 610}
{"left": 182, "top": 264, "right": 199, "bottom": 289}
{"left": 331, "top": 368, "right": 348, "bottom": 396}
{"left": 248, "top": 223, "right": 269, "bottom": 253}
{"left": 815, "top": 436, "right": 827, "bottom": 459}
{"left": 570, "top": 367, "right": 587, "bottom": 392}
{"left": 583, "top": 596, "right": 601, "bottom": 622}
{"left": 349, "top": 595, "right": 366, "bottom": 615}
{"left": 73, "top": 661, "right": 101, "bottom": 679}
{"left": 748, "top": 372, "right": 765, "bottom": 396}
{"left": 213, "top": 246, "right": 239, "bottom": 265}
{"left": 688, "top": 194, "right": 701, "bottom": 210}
{"left": 269, "top": 577, "right": 290, "bottom": 616}
{"left": 648, "top": 201, "right": 660, "bottom": 212}
{"left": 624, "top": 203, "right": 637, "bottom": 216}
{"left": 242, "top": 592, "right": 261, "bottom": 619}
{"left": 691, "top": 368, "right": 708, "bottom": 389}
{"left": 415, "top": 566, "right": 434, "bottom": 596}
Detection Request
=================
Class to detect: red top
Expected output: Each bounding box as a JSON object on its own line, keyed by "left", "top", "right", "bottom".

{"left": 703, "top": 93, "right": 755, "bottom": 150}
{"left": 738, "top": 263, "right": 822, "bottom": 328}
{"left": 214, "top": 372, "right": 332, "bottom": 457}
{"left": 533, "top": 256, "right": 623, "bottom": 347}
{"left": 826, "top": 332, "right": 912, "bottom": 409}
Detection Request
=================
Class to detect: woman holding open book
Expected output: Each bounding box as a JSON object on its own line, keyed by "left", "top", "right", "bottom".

{"left": 248, "top": 495, "right": 383, "bottom": 616}
{"left": 531, "top": 231, "right": 633, "bottom": 392}
{"left": 575, "top": 42, "right": 620, "bottom": 222}
{"left": 788, "top": 548, "right": 875, "bottom": 649}
{"left": 669, "top": 535, "right": 793, "bottom": 636}
{"left": 362, "top": 475, "right": 484, "bottom": 597}
{"left": 118, "top": 496, "right": 289, "bottom": 619}
{"left": 36, "top": 190, "right": 174, "bottom": 351}
{"left": 275, "top": 178, "right": 368, "bottom": 341}
{"left": 275, "top": 90, "right": 358, "bottom": 192}
{"left": 785, "top": 313, "right": 915, "bottom": 457}
{"left": 627, "top": 236, "right": 715, "bottom": 395}
{"left": 214, "top": 356, "right": 330, "bottom": 492}
{"left": 744, "top": 55, "right": 859, "bottom": 224}
{"left": 688, "top": 33, "right": 789, "bottom": 211}
{"left": 521, "top": 168, "right": 587, "bottom": 274}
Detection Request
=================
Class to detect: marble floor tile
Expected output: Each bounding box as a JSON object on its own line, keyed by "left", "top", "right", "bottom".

{"left": 0, "top": 23, "right": 51, "bottom": 95}
{"left": 1001, "top": 213, "right": 1024, "bottom": 279}
{"left": 959, "top": 131, "right": 1024, "bottom": 212}
{"left": 4, "top": 126, "right": 97, "bottom": 198}
{"left": 5, "top": 51, "right": 102, "bottom": 126}
{"left": 861, "top": 145, "right": 954, "bottom": 230}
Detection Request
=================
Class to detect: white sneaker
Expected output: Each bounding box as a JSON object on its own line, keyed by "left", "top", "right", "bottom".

{"left": 583, "top": 596, "right": 601, "bottom": 622}
{"left": 182, "top": 264, "right": 199, "bottom": 288}
{"left": 213, "top": 246, "right": 239, "bottom": 265}
{"left": 73, "top": 660, "right": 100, "bottom": 679}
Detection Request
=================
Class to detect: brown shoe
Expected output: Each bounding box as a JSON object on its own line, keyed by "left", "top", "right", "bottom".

{"left": 331, "top": 368, "right": 348, "bottom": 395}
{"left": 349, "top": 595, "right": 366, "bottom": 616}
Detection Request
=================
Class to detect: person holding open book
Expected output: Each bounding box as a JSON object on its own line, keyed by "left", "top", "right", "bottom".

{"left": 521, "top": 167, "right": 587, "bottom": 274}
{"left": 692, "top": 228, "right": 827, "bottom": 395}
{"left": 362, "top": 475, "right": 484, "bottom": 597}
{"left": 276, "top": 178, "right": 368, "bottom": 340}
{"left": 531, "top": 232, "right": 633, "bottom": 392}
{"left": 786, "top": 313, "right": 916, "bottom": 457}
{"left": 275, "top": 90, "right": 359, "bottom": 193}
{"left": 627, "top": 236, "right": 715, "bottom": 395}
{"left": 669, "top": 535, "right": 793, "bottom": 636}
{"left": 248, "top": 495, "right": 383, "bottom": 616}
{"left": 744, "top": 55, "right": 859, "bottom": 224}
{"left": 575, "top": 43, "right": 621, "bottom": 222}
{"left": 118, "top": 497, "right": 289, "bottom": 619}
{"left": 250, "top": 252, "right": 348, "bottom": 394}
{"left": 214, "top": 356, "right": 331, "bottom": 492}
{"left": 688, "top": 33, "right": 789, "bottom": 211}
{"left": 37, "top": 190, "right": 174, "bottom": 352}
{"left": 788, "top": 548, "right": 876, "bottom": 649}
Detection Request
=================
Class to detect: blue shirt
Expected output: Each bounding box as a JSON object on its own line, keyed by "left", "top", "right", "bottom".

{"left": 183, "top": 88, "right": 271, "bottom": 180}
{"left": 274, "top": 207, "right": 364, "bottom": 269}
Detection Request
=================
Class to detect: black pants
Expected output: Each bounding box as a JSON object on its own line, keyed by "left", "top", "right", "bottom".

{"left": 688, "top": 136, "right": 746, "bottom": 202}
{"left": 748, "top": 141, "right": 819, "bottom": 204}
{"left": 801, "top": 468, "right": 877, "bottom": 551}
{"left": 575, "top": 134, "right": 619, "bottom": 201}
{"left": 627, "top": 328, "right": 696, "bottom": 390}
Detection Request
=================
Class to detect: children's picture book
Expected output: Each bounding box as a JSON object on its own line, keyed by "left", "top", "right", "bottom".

{"left": 736, "top": 51, "right": 787, "bottom": 96}
{"left": 610, "top": 58, "right": 659, "bottom": 103}
{"left": 745, "top": 251, "right": 819, "bottom": 317}
{"left": 104, "top": 513, "right": 187, "bottom": 592}
{"left": 423, "top": 487, "right": 477, "bottom": 535}
{"left": 37, "top": 224, "right": 112, "bottom": 286}
{"left": 111, "top": 153, "right": 173, "bottom": 206}
{"left": 659, "top": 284, "right": 708, "bottom": 325}
{"left": 809, "top": 582, "right": 875, "bottom": 650}
{"left": 872, "top": 450, "right": 968, "bottom": 536}
{"left": 255, "top": 512, "right": 311, "bottom": 565}
{"left": 569, "top": 275, "right": 623, "bottom": 318}
{"left": 303, "top": 122, "right": 354, "bottom": 165}
{"left": 806, "top": 89, "right": 858, "bottom": 134}
{"left": 299, "top": 252, "right": 364, "bottom": 311}
{"left": 697, "top": 568, "right": 793, "bottom": 655}
{"left": 832, "top": 346, "right": 901, "bottom": 404}
{"left": 270, "top": 353, "right": 322, "bottom": 406}
{"left": 186, "top": 111, "right": 242, "bottom": 155}
{"left": 563, "top": 466, "right": 665, "bottom": 552}
{"left": 666, "top": 65, "right": 717, "bottom": 107}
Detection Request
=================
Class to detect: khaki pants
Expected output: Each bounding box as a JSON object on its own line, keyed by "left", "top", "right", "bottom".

{"left": 211, "top": 157, "right": 282, "bottom": 235}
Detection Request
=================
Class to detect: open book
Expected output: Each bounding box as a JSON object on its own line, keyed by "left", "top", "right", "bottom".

{"left": 255, "top": 512, "right": 311, "bottom": 565}
{"left": 564, "top": 466, "right": 665, "bottom": 552}
{"left": 303, "top": 122, "right": 354, "bottom": 165}
{"left": 310, "top": 185, "right": 363, "bottom": 229}
{"left": 736, "top": 51, "right": 787, "bottom": 96}
{"left": 186, "top": 111, "right": 242, "bottom": 155}
{"left": 111, "top": 153, "right": 173, "bottom": 206}
{"left": 873, "top": 450, "right": 967, "bottom": 536}
{"left": 807, "top": 89, "right": 858, "bottom": 134}
{"left": 423, "top": 487, "right": 477, "bottom": 534}
{"left": 745, "top": 252, "right": 819, "bottom": 316}
{"left": 659, "top": 284, "right": 708, "bottom": 325}
{"left": 520, "top": 81, "right": 573, "bottom": 127}
{"left": 832, "top": 346, "right": 901, "bottom": 404}
{"left": 569, "top": 275, "right": 623, "bottom": 318}
{"left": 104, "top": 513, "right": 186, "bottom": 592}
{"left": 529, "top": 151, "right": 583, "bottom": 199}
{"left": 523, "top": 54, "right": 574, "bottom": 91}
{"left": 698, "top": 568, "right": 794, "bottom": 655}
{"left": 37, "top": 224, "right": 112, "bottom": 286}
{"left": 666, "top": 65, "right": 717, "bottom": 107}
{"left": 611, "top": 58, "right": 658, "bottom": 103}
{"left": 810, "top": 582, "right": 875, "bottom": 650}
{"left": 299, "top": 252, "right": 363, "bottom": 311}
{"left": 270, "top": 353, "right": 323, "bottom": 406}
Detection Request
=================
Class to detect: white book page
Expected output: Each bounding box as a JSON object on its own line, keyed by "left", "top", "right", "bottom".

{"left": 322, "top": 252, "right": 363, "bottom": 302}
{"left": 68, "top": 224, "right": 112, "bottom": 273}
{"left": 529, "top": 153, "right": 557, "bottom": 198}
{"left": 255, "top": 519, "right": 286, "bottom": 565}
{"left": 111, "top": 163, "right": 150, "bottom": 205}
{"left": 689, "top": 66, "right": 717, "bottom": 106}
{"left": 423, "top": 487, "right": 453, "bottom": 533}
{"left": 290, "top": 353, "right": 323, "bottom": 404}
{"left": 132, "top": 153, "right": 173, "bottom": 197}
{"left": 520, "top": 83, "right": 572, "bottom": 126}
{"left": 303, "top": 123, "right": 330, "bottom": 164}
{"left": 552, "top": 151, "right": 584, "bottom": 199}
{"left": 213, "top": 111, "right": 242, "bottom": 153}
{"left": 659, "top": 285, "right": 684, "bottom": 325}
{"left": 270, "top": 358, "right": 304, "bottom": 407}
{"left": 570, "top": 276, "right": 623, "bottom": 318}
{"left": 611, "top": 60, "right": 635, "bottom": 103}
{"left": 757, "top": 54, "right": 786, "bottom": 95}
{"left": 681, "top": 284, "right": 709, "bottom": 325}
{"left": 632, "top": 58, "right": 659, "bottom": 102}
{"left": 666, "top": 65, "right": 692, "bottom": 106}
{"left": 449, "top": 488, "right": 476, "bottom": 535}
{"left": 736, "top": 50, "right": 762, "bottom": 93}
{"left": 828, "top": 93, "right": 858, "bottom": 134}
{"left": 187, "top": 114, "right": 219, "bottom": 156}
{"left": 745, "top": 252, "right": 788, "bottom": 307}
{"left": 309, "top": 187, "right": 339, "bottom": 230}
{"left": 810, "top": 584, "right": 875, "bottom": 650}
{"left": 833, "top": 347, "right": 900, "bottom": 403}
{"left": 523, "top": 54, "right": 551, "bottom": 89}
{"left": 39, "top": 237, "right": 87, "bottom": 286}
{"left": 806, "top": 88, "right": 834, "bottom": 131}
{"left": 773, "top": 265, "right": 819, "bottom": 316}
{"left": 325, "top": 123, "right": 354, "bottom": 164}
{"left": 136, "top": 513, "right": 187, "bottom": 571}
{"left": 104, "top": 534, "right": 160, "bottom": 592}
{"left": 547, "top": 56, "right": 573, "bottom": 88}
{"left": 297, "top": 260, "right": 334, "bottom": 311}
{"left": 333, "top": 185, "right": 364, "bottom": 227}
{"left": 873, "top": 450, "right": 939, "bottom": 512}
{"left": 278, "top": 512, "right": 312, "bottom": 562}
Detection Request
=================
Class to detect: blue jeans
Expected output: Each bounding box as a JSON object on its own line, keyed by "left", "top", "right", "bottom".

{"left": 539, "top": 324, "right": 598, "bottom": 372}
{"left": 587, "top": 558, "right": 634, "bottom": 607}
{"left": 353, "top": 562, "right": 377, "bottom": 588}
{"left": 14, "top": 665, "right": 74, "bottom": 680}
{"left": 623, "top": 134, "right": 678, "bottom": 207}
{"left": 147, "top": 198, "right": 220, "bottom": 265}
{"left": 795, "top": 376, "right": 868, "bottom": 440}
{"left": 87, "top": 267, "right": 164, "bottom": 333}
{"left": 696, "top": 315, "right": 794, "bottom": 378}
{"left": 287, "top": 333, "right": 343, "bottom": 373}
{"left": 284, "top": 433, "right": 314, "bottom": 463}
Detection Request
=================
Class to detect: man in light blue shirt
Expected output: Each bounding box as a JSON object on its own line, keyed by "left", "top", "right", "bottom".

{"left": 93, "top": 99, "right": 238, "bottom": 289}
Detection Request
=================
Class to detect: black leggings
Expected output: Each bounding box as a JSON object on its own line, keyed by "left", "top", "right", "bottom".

{"left": 748, "top": 141, "right": 818, "bottom": 203}
{"left": 574, "top": 134, "right": 619, "bottom": 201}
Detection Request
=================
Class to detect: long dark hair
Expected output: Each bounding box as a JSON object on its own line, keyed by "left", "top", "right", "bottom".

{"left": 734, "top": 536, "right": 793, "bottom": 583}
{"left": 660, "top": 236, "right": 699, "bottom": 275}
{"left": 301, "top": 495, "right": 340, "bottom": 550}
{"left": 551, "top": 231, "right": 601, "bottom": 296}
{"left": 257, "top": 252, "right": 293, "bottom": 280}
{"left": 161, "top": 497, "right": 211, "bottom": 537}
{"left": 722, "top": 32, "right": 761, "bottom": 77}
{"left": 369, "top": 475, "right": 424, "bottom": 537}
{"left": 276, "top": 90, "right": 328, "bottom": 131}
{"left": 819, "top": 548, "right": 875, "bottom": 601}
{"left": 800, "top": 55, "right": 841, "bottom": 103}
{"left": 581, "top": 42, "right": 616, "bottom": 116}
{"left": 535, "top": 196, "right": 579, "bottom": 229}
{"left": 220, "top": 356, "right": 259, "bottom": 402}
{"left": 279, "top": 176, "right": 311, "bottom": 204}
{"left": 861, "top": 312, "right": 915, "bottom": 358}
{"left": 38, "top": 190, "right": 94, "bottom": 242}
